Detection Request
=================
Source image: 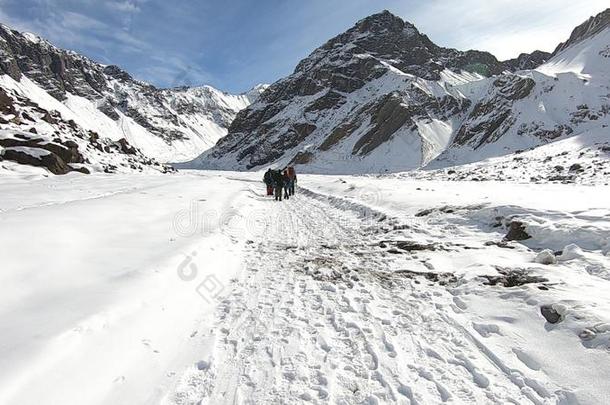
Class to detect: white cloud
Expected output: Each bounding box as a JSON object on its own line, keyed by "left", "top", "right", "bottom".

{"left": 401, "top": 0, "right": 609, "bottom": 59}
{"left": 106, "top": 1, "right": 143, "bottom": 13}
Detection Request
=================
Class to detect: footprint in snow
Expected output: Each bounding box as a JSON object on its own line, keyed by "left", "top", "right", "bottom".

{"left": 512, "top": 348, "right": 541, "bottom": 371}
{"left": 113, "top": 376, "right": 126, "bottom": 384}
{"left": 472, "top": 323, "right": 501, "bottom": 338}
{"left": 453, "top": 296, "right": 468, "bottom": 310}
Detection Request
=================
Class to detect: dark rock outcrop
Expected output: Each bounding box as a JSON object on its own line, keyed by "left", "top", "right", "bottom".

{"left": 0, "top": 25, "right": 106, "bottom": 100}
{"left": 2, "top": 147, "right": 70, "bottom": 174}
{"left": 504, "top": 221, "right": 531, "bottom": 241}
{"left": 453, "top": 74, "right": 537, "bottom": 148}
{"left": 503, "top": 50, "right": 552, "bottom": 71}
{"left": 540, "top": 305, "right": 562, "bottom": 324}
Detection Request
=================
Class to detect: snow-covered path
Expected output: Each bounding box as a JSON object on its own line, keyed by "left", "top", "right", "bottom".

{"left": 168, "top": 179, "right": 609, "bottom": 405}
{"left": 189, "top": 191, "right": 533, "bottom": 404}
{"left": 1, "top": 172, "right": 609, "bottom": 404}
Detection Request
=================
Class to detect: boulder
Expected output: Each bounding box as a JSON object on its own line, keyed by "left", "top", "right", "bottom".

{"left": 42, "top": 141, "right": 84, "bottom": 164}
{"left": 2, "top": 147, "right": 70, "bottom": 174}
{"left": 504, "top": 221, "right": 531, "bottom": 241}
{"left": 116, "top": 138, "right": 138, "bottom": 155}
{"left": 540, "top": 305, "right": 562, "bottom": 324}
{"left": 69, "top": 166, "right": 91, "bottom": 174}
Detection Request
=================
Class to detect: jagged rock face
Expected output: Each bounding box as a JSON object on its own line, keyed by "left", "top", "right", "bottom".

{"left": 292, "top": 11, "right": 506, "bottom": 86}
{"left": 191, "top": 9, "right": 610, "bottom": 174}
{"left": 503, "top": 50, "right": 551, "bottom": 71}
{"left": 191, "top": 11, "right": 511, "bottom": 172}
{"left": 553, "top": 8, "right": 610, "bottom": 54}
{"left": 0, "top": 24, "right": 265, "bottom": 162}
{"left": 453, "top": 75, "right": 537, "bottom": 148}
{"left": 0, "top": 26, "right": 107, "bottom": 100}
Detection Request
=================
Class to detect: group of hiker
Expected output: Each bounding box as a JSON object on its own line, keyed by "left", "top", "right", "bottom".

{"left": 263, "top": 167, "right": 297, "bottom": 201}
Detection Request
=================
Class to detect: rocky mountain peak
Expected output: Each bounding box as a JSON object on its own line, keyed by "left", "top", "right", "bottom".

{"left": 189, "top": 8, "right": 610, "bottom": 174}
{"left": 353, "top": 10, "right": 417, "bottom": 35}
{"left": 502, "top": 50, "right": 552, "bottom": 71}
{"left": 553, "top": 8, "right": 610, "bottom": 54}
{"left": 293, "top": 11, "right": 432, "bottom": 76}
{"left": 103, "top": 65, "right": 134, "bottom": 83}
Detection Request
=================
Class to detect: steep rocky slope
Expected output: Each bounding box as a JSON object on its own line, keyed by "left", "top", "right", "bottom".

{"left": 433, "top": 7, "right": 610, "bottom": 167}
{"left": 0, "top": 74, "right": 172, "bottom": 175}
{"left": 502, "top": 50, "right": 551, "bottom": 71}
{"left": 0, "top": 23, "right": 265, "bottom": 170}
{"left": 185, "top": 9, "right": 609, "bottom": 174}
{"left": 553, "top": 8, "right": 610, "bottom": 54}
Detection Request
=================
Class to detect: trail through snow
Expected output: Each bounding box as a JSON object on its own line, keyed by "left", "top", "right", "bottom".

{"left": 166, "top": 178, "right": 605, "bottom": 404}
{"left": 2, "top": 172, "right": 609, "bottom": 404}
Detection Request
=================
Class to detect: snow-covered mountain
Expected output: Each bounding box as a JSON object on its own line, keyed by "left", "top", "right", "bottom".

{"left": 432, "top": 8, "right": 610, "bottom": 168}
{"left": 184, "top": 9, "right": 609, "bottom": 174}
{"left": 0, "top": 23, "right": 266, "bottom": 175}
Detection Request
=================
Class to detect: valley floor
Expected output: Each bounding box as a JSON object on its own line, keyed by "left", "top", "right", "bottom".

{"left": 1, "top": 171, "right": 609, "bottom": 404}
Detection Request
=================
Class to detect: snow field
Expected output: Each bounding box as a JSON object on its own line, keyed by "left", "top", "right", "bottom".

{"left": 1, "top": 171, "right": 609, "bottom": 404}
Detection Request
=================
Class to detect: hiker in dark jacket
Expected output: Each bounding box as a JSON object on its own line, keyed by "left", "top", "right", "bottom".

{"left": 272, "top": 170, "right": 284, "bottom": 201}
{"left": 290, "top": 173, "right": 297, "bottom": 195}
{"left": 283, "top": 170, "right": 291, "bottom": 200}
{"left": 287, "top": 166, "right": 297, "bottom": 196}
{"left": 263, "top": 169, "right": 273, "bottom": 196}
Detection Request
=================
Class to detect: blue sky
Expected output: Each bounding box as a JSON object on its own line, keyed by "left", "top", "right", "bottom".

{"left": 0, "top": 0, "right": 607, "bottom": 93}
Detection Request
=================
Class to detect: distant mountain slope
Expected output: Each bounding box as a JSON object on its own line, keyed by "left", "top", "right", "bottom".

{"left": 184, "top": 9, "right": 609, "bottom": 174}
{"left": 502, "top": 50, "right": 551, "bottom": 71}
{"left": 433, "top": 8, "right": 610, "bottom": 168}
{"left": 0, "top": 23, "right": 266, "bottom": 166}
{"left": 0, "top": 74, "right": 171, "bottom": 175}
{"left": 553, "top": 8, "right": 610, "bottom": 54}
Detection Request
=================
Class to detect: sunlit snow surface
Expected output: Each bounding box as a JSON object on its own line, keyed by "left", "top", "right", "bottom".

{"left": 0, "top": 170, "right": 609, "bottom": 404}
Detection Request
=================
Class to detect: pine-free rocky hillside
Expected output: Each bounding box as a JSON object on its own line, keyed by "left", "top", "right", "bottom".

{"left": 0, "top": 24, "right": 266, "bottom": 175}
{"left": 185, "top": 9, "right": 610, "bottom": 175}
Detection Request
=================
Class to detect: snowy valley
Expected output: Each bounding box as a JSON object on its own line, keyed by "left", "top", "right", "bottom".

{"left": 0, "top": 6, "right": 609, "bottom": 405}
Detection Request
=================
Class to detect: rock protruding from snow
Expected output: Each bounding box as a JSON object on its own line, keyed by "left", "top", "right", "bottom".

{"left": 504, "top": 221, "right": 531, "bottom": 241}
{"left": 541, "top": 305, "right": 563, "bottom": 324}
{"left": 502, "top": 50, "right": 552, "bottom": 71}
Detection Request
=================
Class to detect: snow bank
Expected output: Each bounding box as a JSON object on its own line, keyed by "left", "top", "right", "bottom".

{"left": 0, "top": 173, "right": 248, "bottom": 404}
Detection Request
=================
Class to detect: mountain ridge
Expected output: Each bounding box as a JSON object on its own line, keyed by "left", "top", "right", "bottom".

{"left": 0, "top": 22, "right": 266, "bottom": 164}
{"left": 183, "top": 8, "right": 609, "bottom": 174}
